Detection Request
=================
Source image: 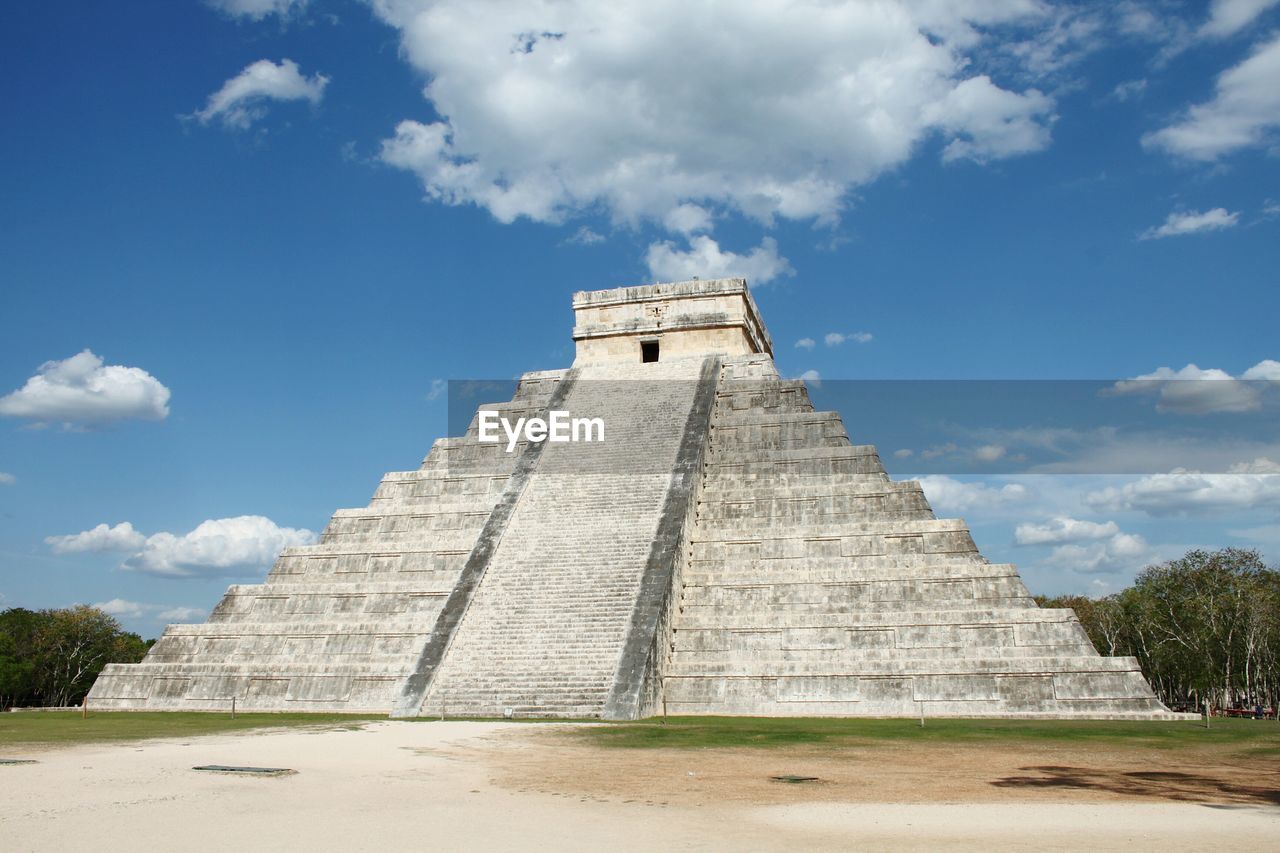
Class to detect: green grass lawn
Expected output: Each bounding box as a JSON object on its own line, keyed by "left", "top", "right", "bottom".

{"left": 6, "top": 711, "right": 1277, "bottom": 756}
{"left": 0, "top": 712, "right": 378, "bottom": 749}
{"left": 571, "top": 715, "right": 1280, "bottom": 753}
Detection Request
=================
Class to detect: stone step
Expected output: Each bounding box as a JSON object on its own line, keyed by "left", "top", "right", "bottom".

{"left": 670, "top": 644, "right": 1096, "bottom": 663}
{"left": 673, "top": 606, "right": 1085, "bottom": 630}
{"left": 664, "top": 654, "right": 1143, "bottom": 678}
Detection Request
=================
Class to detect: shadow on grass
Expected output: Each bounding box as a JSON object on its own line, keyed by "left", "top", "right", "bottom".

{"left": 991, "top": 765, "right": 1280, "bottom": 805}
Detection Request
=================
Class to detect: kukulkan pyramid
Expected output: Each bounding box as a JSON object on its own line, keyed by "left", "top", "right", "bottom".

{"left": 90, "top": 279, "right": 1184, "bottom": 719}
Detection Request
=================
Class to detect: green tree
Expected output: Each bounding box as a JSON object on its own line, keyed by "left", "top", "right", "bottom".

{"left": 0, "top": 605, "right": 151, "bottom": 708}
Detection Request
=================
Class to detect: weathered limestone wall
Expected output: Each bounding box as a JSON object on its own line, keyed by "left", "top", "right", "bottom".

{"left": 662, "top": 355, "right": 1182, "bottom": 718}
{"left": 573, "top": 278, "right": 772, "bottom": 364}
{"left": 87, "top": 374, "right": 569, "bottom": 712}
{"left": 414, "top": 357, "right": 714, "bottom": 718}
{"left": 87, "top": 278, "right": 1187, "bottom": 721}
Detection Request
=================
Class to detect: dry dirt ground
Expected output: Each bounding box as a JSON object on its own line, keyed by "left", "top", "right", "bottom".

{"left": 2, "top": 721, "right": 1277, "bottom": 852}
{"left": 490, "top": 725, "right": 1280, "bottom": 807}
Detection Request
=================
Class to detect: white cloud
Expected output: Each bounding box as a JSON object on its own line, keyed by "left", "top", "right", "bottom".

{"left": 92, "top": 598, "right": 149, "bottom": 619}
{"left": 798, "top": 369, "right": 821, "bottom": 386}
{"left": 0, "top": 472, "right": 14, "bottom": 485}
{"left": 973, "top": 444, "right": 1007, "bottom": 463}
{"left": 1230, "top": 456, "right": 1280, "bottom": 473}
{"left": 1111, "top": 79, "right": 1147, "bottom": 102}
{"left": 1002, "top": 6, "right": 1108, "bottom": 77}
{"left": 212, "top": 0, "right": 309, "bottom": 19}
{"left": 46, "top": 522, "right": 147, "bottom": 555}
{"left": 49, "top": 516, "right": 316, "bottom": 578}
{"left": 1109, "top": 359, "right": 1277, "bottom": 413}
{"left": 373, "top": 1, "right": 1055, "bottom": 229}
{"left": 823, "top": 332, "right": 872, "bottom": 347}
{"left": 92, "top": 598, "right": 206, "bottom": 623}
{"left": 645, "top": 236, "right": 793, "bottom": 286}
{"left": 916, "top": 475, "right": 1029, "bottom": 513}
{"left": 156, "top": 606, "right": 207, "bottom": 621}
{"left": 1085, "top": 467, "right": 1280, "bottom": 515}
{"left": 1242, "top": 359, "right": 1280, "bottom": 380}
{"left": 426, "top": 378, "right": 447, "bottom": 401}
{"left": 1040, "top": 532, "right": 1151, "bottom": 574}
{"left": 207, "top": 0, "right": 307, "bottom": 20}
{"left": 663, "top": 204, "right": 713, "bottom": 235}
{"left": 920, "top": 442, "right": 960, "bottom": 460}
{"left": 794, "top": 338, "right": 816, "bottom": 351}
{"left": 565, "top": 226, "right": 605, "bottom": 245}
{"left": 193, "top": 59, "right": 329, "bottom": 130}
{"left": 1015, "top": 517, "right": 1120, "bottom": 545}
{"left": 1197, "top": 0, "right": 1280, "bottom": 39}
{"left": 1143, "top": 33, "right": 1280, "bottom": 160}
{"left": 1139, "top": 207, "right": 1240, "bottom": 240}
{"left": 927, "top": 75, "right": 1054, "bottom": 164}
{"left": 893, "top": 449, "right": 914, "bottom": 459}
{"left": 125, "top": 516, "right": 316, "bottom": 577}
{"left": 0, "top": 350, "right": 171, "bottom": 427}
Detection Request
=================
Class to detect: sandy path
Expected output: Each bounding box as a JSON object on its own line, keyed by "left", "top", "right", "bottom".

{"left": 2, "top": 721, "right": 1276, "bottom": 852}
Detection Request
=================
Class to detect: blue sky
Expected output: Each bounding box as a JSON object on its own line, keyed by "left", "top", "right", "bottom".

{"left": 1, "top": 1, "right": 1278, "bottom": 636}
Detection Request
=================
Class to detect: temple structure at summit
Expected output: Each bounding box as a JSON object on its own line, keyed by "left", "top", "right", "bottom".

{"left": 89, "top": 278, "right": 1185, "bottom": 719}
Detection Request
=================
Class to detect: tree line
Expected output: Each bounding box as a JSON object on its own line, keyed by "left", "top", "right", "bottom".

{"left": 1038, "top": 548, "right": 1280, "bottom": 713}
{"left": 0, "top": 605, "right": 151, "bottom": 709}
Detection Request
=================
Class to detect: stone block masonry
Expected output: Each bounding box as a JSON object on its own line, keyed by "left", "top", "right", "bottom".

{"left": 88, "top": 278, "right": 1191, "bottom": 719}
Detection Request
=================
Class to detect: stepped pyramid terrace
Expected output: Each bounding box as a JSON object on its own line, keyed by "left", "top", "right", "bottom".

{"left": 89, "top": 278, "right": 1186, "bottom": 719}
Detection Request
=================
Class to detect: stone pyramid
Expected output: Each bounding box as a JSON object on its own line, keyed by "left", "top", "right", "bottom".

{"left": 90, "top": 279, "right": 1184, "bottom": 719}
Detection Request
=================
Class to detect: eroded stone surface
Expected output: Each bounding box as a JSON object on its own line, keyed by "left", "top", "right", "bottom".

{"left": 89, "top": 278, "right": 1186, "bottom": 719}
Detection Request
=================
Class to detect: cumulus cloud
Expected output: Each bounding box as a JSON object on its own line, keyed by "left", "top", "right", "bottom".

{"left": 372, "top": 1, "right": 1055, "bottom": 230}
{"left": 1139, "top": 207, "right": 1239, "bottom": 239}
{"left": 92, "top": 598, "right": 149, "bottom": 619}
{"left": 46, "top": 522, "right": 147, "bottom": 555}
{"left": 1109, "top": 360, "right": 1279, "bottom": 414}
{"left": 973, "top": 444, "right": 1008, "bottom": 463}
{"left": 1015, "top": 517, "right": 1120, "bottom": 545}
{"left": 798, "top": 370, "right": 821, "bottom": 386}
{"left": 1085, "top": 465, "right": 1280, "bottom": 515}
{"left": 1040, "top": 532, "right": 1151, "bottom": 574}
{"left": 645, "top": 236, "right": 793, "bottom": 286}
{"left": 0, "top": 350, "right": 170, "bottom": 428}
{"left": 663, "top": 204, "right": 713, "bottom": 235}
{"left": 1143, "top": 33, "right": 1280, "bottom": 160}
{"left": 916, "top": 475, "right": 1029, "bottom": 513}
{"left": 48, "top": 516, "right": 316, "bottom": 578}
{"left": 207, "top": 0, "right": 307, "bottom": 20}
{"left": 1243, "top": 359, "right": 1280, "bottom": 380}
{"left": 1197, "top": 0, "right": 1280, "bottom": 39}
{"left": 0, "top": 472, "right": 14, "bottom": 485}
{"left": 93, "top": 598, "right": 206, "bottom": 623}
{"left": 794, "top": 338, "right": 816, "bottom": 351}
{"left": 193, "top": 59, "right": 329, "bottom": 130}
